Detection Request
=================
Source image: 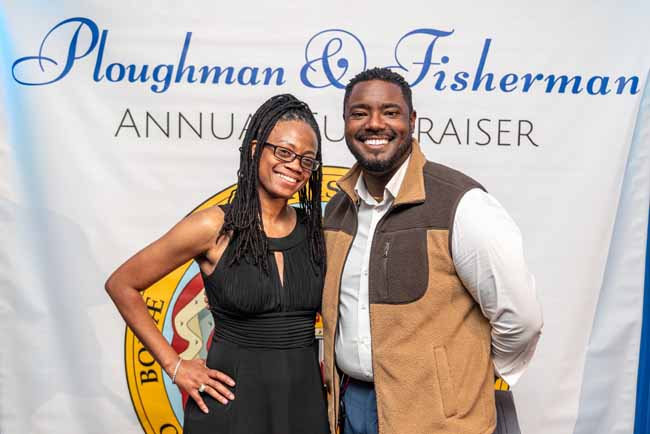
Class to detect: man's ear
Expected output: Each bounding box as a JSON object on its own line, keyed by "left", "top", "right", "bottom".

{"left": 409, "top": 110, "right": 417, "bottom": 132}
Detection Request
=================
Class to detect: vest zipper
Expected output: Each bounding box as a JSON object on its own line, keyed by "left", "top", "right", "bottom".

{"left": 369, "top": 203, "right": 399, "bottom": 302}
{"left": 382, "top": 241, "right": 390, "bottom": 297}
{"left": 368, "top": 203, "right": 400, "bottom": 434}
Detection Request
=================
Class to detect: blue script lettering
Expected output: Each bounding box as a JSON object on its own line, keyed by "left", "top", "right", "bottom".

{"left": 300, "top": 29, "right": 367, "bottom": 89}
{"left": 13, "top": 18, "right": 640, "bottom": 96}
{"left": 13, "top": 17, "right": 286, "bottom": 93}
{"left": 12, "top": 17, "right": 100, "bottom": 86}
{"left": 389, "top": 28, "right": 454, "bottom": 86}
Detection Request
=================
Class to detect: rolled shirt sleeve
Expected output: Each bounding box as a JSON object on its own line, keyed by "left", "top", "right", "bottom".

{"left": 451, "top": 188, "right": 543, "bottom": 386}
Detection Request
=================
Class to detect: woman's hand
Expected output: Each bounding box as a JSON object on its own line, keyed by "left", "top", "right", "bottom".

{"left": 172, "top": 358, "right": 236, "bottom": 413}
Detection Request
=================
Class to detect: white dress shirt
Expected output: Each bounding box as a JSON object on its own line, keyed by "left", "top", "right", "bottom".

{"left": 335, "top": 157, "right": 542, "bottom": 386}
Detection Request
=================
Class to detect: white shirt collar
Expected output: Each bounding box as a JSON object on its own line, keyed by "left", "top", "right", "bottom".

{"left": 354, "top": 154, "right": 412, "bottom": 206}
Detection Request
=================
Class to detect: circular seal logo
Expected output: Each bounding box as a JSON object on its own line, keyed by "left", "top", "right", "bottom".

{"left": 124, "top": 166, "right": 349, "bottom": 434}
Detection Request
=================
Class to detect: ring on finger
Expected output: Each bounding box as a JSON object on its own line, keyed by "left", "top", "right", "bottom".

{"left": 198, "top": 383, "right": 206, "bottom": 393}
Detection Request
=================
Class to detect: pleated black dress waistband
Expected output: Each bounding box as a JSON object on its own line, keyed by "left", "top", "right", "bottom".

{"left": 210, "top": 306, "right": 316, "bottom": 349}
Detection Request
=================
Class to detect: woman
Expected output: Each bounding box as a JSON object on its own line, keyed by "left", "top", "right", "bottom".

{"left": 105, "top": 94, "right": 329, "bottom": 434}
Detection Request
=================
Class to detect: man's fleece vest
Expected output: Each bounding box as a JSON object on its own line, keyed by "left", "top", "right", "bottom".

{"left": 322, "top": 141, "right": 497, "bottom": 434}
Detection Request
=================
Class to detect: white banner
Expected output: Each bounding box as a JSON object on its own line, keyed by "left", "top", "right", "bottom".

{"left": 1, "top": 2, "right": 649, "bottom": 433}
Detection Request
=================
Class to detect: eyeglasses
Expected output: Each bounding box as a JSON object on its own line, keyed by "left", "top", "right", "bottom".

{"left": 263, "top": 142, "right": 321, "bottom": 172}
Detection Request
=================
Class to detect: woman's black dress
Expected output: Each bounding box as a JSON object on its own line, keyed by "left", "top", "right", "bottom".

{"left": 183, "top": 210, "right": 329, "bottom": 434}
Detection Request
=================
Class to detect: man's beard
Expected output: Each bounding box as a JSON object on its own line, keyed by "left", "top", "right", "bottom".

{"left": 347, "top": 133, "right": 413, "bottom": 174}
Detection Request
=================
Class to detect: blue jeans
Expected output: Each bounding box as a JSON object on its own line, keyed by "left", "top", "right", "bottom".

{"left": 341, "top": 380, "right": 378, "bottom": 434}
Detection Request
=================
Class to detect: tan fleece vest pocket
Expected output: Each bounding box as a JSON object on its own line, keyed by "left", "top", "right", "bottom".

{"left": 369, "top": 228, "right": 429, "bottom": 304}
{"left": 434, "top": 346, "right": 458, "bottom": 418}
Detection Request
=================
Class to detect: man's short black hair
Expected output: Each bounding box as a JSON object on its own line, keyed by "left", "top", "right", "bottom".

{"left": 343, "top": 67, "right": 413, "bottom": 113}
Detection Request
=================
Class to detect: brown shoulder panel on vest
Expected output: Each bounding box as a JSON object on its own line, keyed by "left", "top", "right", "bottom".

{"left": 323, "top": 190, "right": 357, "bottom": 235}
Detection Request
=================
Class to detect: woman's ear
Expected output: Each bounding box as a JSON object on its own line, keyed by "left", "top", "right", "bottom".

{"left": 250, "top": 140, "right": 257, "bottom": 158}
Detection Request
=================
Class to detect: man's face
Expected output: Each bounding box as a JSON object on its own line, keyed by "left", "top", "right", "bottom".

{"left": 344, "top": 80, "right": 416, "bottom": 174}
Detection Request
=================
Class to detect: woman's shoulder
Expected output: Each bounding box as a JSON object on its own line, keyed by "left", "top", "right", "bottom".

{"left": 183, "top": 205, "right": 231, "bottom": 266}
{"left": 184, "top": 205, "right": 226, "bottom": 238}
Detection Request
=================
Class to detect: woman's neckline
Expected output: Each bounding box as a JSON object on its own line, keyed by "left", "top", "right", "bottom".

{"left": 267, "top": 208, "right": 305, "bottom": 251}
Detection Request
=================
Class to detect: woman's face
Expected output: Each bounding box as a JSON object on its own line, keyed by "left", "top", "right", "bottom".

{"left": 256, "top": 119, "right": 318, "bottom": 201}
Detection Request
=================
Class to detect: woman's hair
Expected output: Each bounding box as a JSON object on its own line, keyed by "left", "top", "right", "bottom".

{"left": 219, "top": 94, "right": 325, "bottom": 275}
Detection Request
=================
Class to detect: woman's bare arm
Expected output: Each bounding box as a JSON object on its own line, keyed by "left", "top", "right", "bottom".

{"left": 105, "top": 206, "right": 233, "bottom": 412}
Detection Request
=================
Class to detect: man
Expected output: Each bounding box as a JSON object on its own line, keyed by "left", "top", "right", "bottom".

{"left": 321, "top": 67, "right": 543, "bottom": 434}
